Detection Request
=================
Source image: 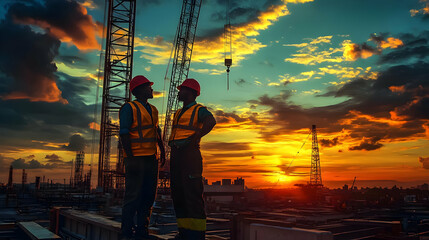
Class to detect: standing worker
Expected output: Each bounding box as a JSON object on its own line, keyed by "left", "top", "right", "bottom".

{"left": 169, "top": 78, "right": 216, "bottom": 239}
{"left": 120, "top": 75, "right": 166, "bottom": 240}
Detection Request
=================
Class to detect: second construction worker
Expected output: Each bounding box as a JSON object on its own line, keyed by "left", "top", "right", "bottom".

{"left": 169, "top": 78, "right": 216, "bottom": 239}
{"left": 119, "top": 75, "right": 165, "bottom": 240}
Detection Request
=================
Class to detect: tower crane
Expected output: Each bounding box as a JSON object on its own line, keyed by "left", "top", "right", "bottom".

{"left": 97, "top": 0, "right": 136, "bottom": 191}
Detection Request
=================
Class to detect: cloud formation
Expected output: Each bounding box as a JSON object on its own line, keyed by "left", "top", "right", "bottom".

{"left": 249, "top": 48, "right": 429, "bottom": 150}
{"left": 410, "top": 0, "right": 429, "bottom": 19}
{"left": 11, "top": 156, "right": 72, "bottom": 169}
{"left": 419, "top": 157, "right": 429, "bottom": 169}
{"left": 10, "top": 0, "right": 103, "bottom": 50}
{"left": 62, "top": 134, "right": 87, "bottom": 152}
{"left": 285, "top": 34, "right": 403, "bottom": 64}
{"left": 379, "top": 31, "right": 429, "bottom": 64}
{"left": 319, "top": 137, "right": 340, "bottom": 148}
{"left": 284, "top": 36, "right": 345, "bottom": 65}
{"left": 137, "top": 0, "right": 314, "bottom": 66}
{"left": 0, "top": 14, "right": 67, "bottom": 103}
{"left": 343, "top": 34, "right": 403, "bottom": 61}
{"left": 45, "top": 154, "right": 63, "bottom": 163}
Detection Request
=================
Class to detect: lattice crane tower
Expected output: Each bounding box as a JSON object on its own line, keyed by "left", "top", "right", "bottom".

{"left": 310, "top": 125, "right": 323, "bottom": 186}
{"left": 98, "top": 0, "right": 136, "bottom": 189}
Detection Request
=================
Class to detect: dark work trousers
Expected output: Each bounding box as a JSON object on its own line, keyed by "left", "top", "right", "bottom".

{"left": 170, "top": 144, "right": 206, "bottom": 240}
{"left": 121, "top": 155, "right": 158, "bottom": 238}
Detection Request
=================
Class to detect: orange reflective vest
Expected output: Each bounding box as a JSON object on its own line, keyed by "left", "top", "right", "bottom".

{"left": 169, "top": 104, "right": 203, "bottom": 143}
{"left": 126, "top": 101, "right": 158, "bottom": 157}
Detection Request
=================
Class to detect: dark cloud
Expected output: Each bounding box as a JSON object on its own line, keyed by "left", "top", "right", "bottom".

{"left": 11, "top": 158, "right": 53, "bottom": 169}
{"left": 277, "top": 165, "right": 309, "bottom": 177}
{"left": 202, "top": 0, "right": 282, "bottom": 38}
{"left": 9, "top": 0, "right": 102, "bottom": 50}
{"left": 11, "top": 156, "right": 71, "bottom": 169}
{"left": 62, "top": 134, "right": 87, "bottom": 152}
{"left": 215, "top": 110, "right": 247, "bottom": 124}
{"left": 344, "top": 42, "right": 380, "bottom": 61}
{"left": 214, "top": 109, "right": 260, "bottom": 126}
{"left": 211, "top": 7, "right": 260, "bottom": 23}
{"left": 0, "top": 72, "right": 95, "bottom": 152}
{"left": 379, "top": 31, "right": 429, "bottom": 64}
{"left": 0, "top": 15, "right": 64, "bottom": 103}
{"left": 319, "top": 137, "right": 340, "bottom": 148}
{"left": 348, "top": 137, "right": 383, "bottom": 151}
{"left": 57, "top": 55, "right": 90, "bottom": 68}
{"left": 369, "top": 33, "right": 388, "bottom": 45}
{"left": 56, "top": 72, "right": 94, "bottom": 103}
{"left": 25, "top": 154, "right": 35, "bottom": 159}
{"left": 235, "top": 78, "right": 247, "bottom": 86}
{"left": 45, "top": 153, "right": 62, "bottom": 162}
{"left": 0, "top": 1, "right": 105, "bottom": 155}
{"left": 419, "top": 157, "right": 429, "bottom": 169}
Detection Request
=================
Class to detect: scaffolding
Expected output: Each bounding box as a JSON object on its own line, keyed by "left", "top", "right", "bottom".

{"left": 73, "top": 151, "right": 85, "bottom": 188}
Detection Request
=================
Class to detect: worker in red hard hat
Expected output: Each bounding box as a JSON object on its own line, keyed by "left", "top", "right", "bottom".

{"left": 168, "top": 78, "right": 216, "bottom": 239}
{"left": 119, "top": 75, "right": 165, "bottom": 240}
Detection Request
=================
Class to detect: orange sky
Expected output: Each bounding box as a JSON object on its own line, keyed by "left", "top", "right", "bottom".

{"left": 0, "top": 0, "right": 428, "bottom": 189}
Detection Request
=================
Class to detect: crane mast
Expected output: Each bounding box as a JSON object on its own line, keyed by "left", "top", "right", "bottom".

{"left": 98, "top": 0, "right": 136, "bottom": 189}
{"left": 310, "top": 125, "right": 322, "bottom": 186}
{"left": 162, "top": 0, "right": 203, "bottom": 166}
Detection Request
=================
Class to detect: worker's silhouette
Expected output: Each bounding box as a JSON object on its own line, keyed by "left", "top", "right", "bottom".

{"left": 168, "top": 78, "right": 216, "bottom": 240}
{"left": 119, "top": 75, "right": 165, "bottom": 240}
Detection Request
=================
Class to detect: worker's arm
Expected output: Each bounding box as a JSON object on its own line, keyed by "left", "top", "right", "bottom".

{"left": 119, "top": 103, "right": 133, "bottom": 158}
{"left": 120, "top": 134, "right": 134, "bottom": 158}
{"left": 157, "top": 126, "right": 166, "bottom": 167}
{"left": 192, "top": 114, "right": 216, "bottom": 145}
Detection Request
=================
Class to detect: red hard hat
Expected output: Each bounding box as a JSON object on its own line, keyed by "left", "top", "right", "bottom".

{"left": 178, "top": 78, "right": 200, "bottom": 96}
{"left": 130, "top": 75, "right": 153, "bottom": 92}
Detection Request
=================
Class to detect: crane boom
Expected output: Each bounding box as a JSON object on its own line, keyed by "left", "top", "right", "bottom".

{"left": 162, "top": 0, "right": 203, "bottom": 166}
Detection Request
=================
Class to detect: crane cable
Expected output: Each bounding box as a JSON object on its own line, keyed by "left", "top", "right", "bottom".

{"left": 90, "top": 0, "right": 109, "bottom": 187}
{"left": 224, "top": 0, "right": 231, "bottom": 90}
{"left": 284, "top": 130, "right": 312, "bottom": 173}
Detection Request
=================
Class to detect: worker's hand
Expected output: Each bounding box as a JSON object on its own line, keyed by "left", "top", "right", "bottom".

{"left": 190, "top": 132, "right": 202, "bottom": 147}
{"left": 159, "top": 149, "right": 166, "bottom": 167}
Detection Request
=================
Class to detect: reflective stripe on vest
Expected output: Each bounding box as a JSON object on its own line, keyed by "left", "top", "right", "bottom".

{"left": 127, "top": 101, "right": 158, "bottom": 156}
{"left": 177, "top": 218, "right": 206, "bottom": 231}
{"left": 169, "top": 104, "right": 203, "bottom": 142}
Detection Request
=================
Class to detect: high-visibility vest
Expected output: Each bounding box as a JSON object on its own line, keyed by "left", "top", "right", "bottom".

{"left": 169, "top": 104, "right": 203, "bottom": 143}
{"left": 126, "top": 100, "right": 158, "bottom": 156}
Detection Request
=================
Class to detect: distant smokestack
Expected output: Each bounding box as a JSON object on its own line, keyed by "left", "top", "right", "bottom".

{"left": 7, "top": 165, "right": 13, "bottom": 190}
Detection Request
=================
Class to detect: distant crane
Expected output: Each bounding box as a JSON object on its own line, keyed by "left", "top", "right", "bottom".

{"left": 351, "top": 176, "right": 357, "bottom": 190}
{"left": 309, "top": 125, "right": 323, "bottom": 186}
{"left": 162, "top": 0, "right": 203, "bottom": 174}
{"left": 287, "top": 125, "right": 323, "bottom": 188}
